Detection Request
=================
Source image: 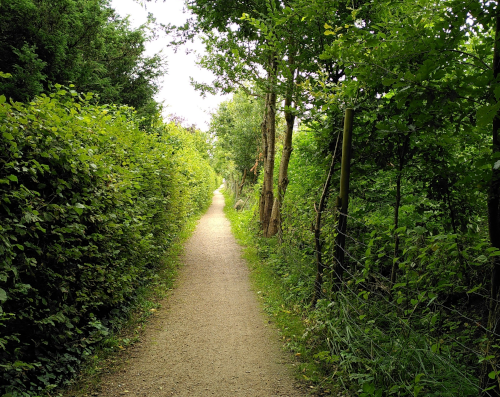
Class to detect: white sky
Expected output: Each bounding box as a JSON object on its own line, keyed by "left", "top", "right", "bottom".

{"left": 110, "top": 0, "right": 227, "bottom": 131}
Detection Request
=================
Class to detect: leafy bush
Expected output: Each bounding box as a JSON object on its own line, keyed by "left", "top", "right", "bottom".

{"left": 0, "top": 89, "right": 216, "bottom": 396}
{"left": 224, "top": 124, "right": 492, "bottom": 395}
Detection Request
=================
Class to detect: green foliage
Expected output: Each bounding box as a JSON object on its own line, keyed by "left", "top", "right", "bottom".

{"left": 0, "top": 0, "right": 166, "bottom": 129}
{"left": 220, "top": 123, "right": 492, "bottom": 394}
{"left": 186, "top": 0, "right": 500, "bottom": 393}
{"left": 209, "top": 88, "right": 264, "bottom": 178}
{"left": 0, "top": 89, "right": 216, "bottom": 396}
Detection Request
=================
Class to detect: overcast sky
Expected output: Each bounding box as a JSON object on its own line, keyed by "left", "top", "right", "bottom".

{"left": 110, "top": 0, "right": 227, "bottom": 131}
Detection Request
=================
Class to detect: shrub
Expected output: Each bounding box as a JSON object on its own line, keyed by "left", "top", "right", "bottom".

{"left": 0, "top": 88, "right": 216, "bottom": 396}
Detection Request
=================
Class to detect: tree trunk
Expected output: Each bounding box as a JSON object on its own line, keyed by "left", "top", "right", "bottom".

{"left": 262, "top": 89, "right": 277, "bottom": 236}
{"left": 333, "top": 109, "right": 354, "bottom": 288}
{"left": 267, "top": 48, "right": 298, "bottom": 238}
{"left": 238, "top": 168, "right": 247, "bottom": 197}
{"left": 267, "top": 96, "right": 295, "bottom": 237}
{"left": 259, "top": 92, "right": 270, "bottom": 227}
{"left": 390, "top": 131, "right": 411, "bottom": 288}
{"left": 489, "top": 14, "right": 500, "bottom": 323}
{"left": 390, "top": 167, "right": 402, "bottom": 286}
{"left": 260, "top": 56, "right": 278, "bottom": 236}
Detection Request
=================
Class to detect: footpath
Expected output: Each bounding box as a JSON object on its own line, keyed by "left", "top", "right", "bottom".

{"left": 97, "top": 190, "right": 305, "bottom": 396}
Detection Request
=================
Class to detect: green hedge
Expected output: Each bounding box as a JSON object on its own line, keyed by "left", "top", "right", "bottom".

{"left": 0, "top": 88, "right": 217, "bottom": 396}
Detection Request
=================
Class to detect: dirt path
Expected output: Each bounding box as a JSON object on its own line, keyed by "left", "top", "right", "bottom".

{"left": 98, "top": 190, "right": 306, "bottom": 396}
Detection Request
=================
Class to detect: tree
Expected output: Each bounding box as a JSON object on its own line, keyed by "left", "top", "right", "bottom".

{"left": 183, "top": 0, "right": 342, "bottom": 236}
{"left": 0, "top": 0, "right": 166, "bottom": 128}
{"left": 209, "top": 88, "right": 264, "bottom": 189}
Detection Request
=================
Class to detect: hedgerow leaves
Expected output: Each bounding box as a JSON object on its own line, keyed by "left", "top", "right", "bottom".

{"left": 0, "top": 89, "right": 217, "bottom": 396}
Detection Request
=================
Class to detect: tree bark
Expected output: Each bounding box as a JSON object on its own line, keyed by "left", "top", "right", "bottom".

{"left": 267, "top": 96, "right": 295, "bottom": 237}
{"left": 390, "top": 165, "right": 403, "bottom": 286}
{"left": 260, "top": 56, "right": 278, "bottom": 236}
{"left": 238, "top": 168, "right": 247, "bottom": 197}
{"left": 259, "top": 93, "right": 270, "bottom": 227}
{"left": 390, "top": 131, "right": 410, "bottom": 288}
{"left": 262, "top": 89, "right": 277, "bottom": 236}
{"left": 333, "top": 109, "right": 354, "bottom": 288}
{"left": 489, "top": 12, "right": 500, "bottom": 324}
{"left": 267, "top": 48, "right": 298, "bottom": 237}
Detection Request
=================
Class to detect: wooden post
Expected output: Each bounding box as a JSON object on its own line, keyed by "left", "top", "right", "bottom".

{"left": 333, "top": 108, "right": 354, "bottom": 288}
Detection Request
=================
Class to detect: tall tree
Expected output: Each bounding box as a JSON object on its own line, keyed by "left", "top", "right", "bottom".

{"left": 0, "top": 0, "right": 166, "bottom": 128}
{"left": 209, "top": 88, "right": 264, "bottom": 183}
{"left": 184, "top": 0, "right": 341, "bottom": 236}
{"left": 174, "top": 0, "right": 282, "bottom": 235}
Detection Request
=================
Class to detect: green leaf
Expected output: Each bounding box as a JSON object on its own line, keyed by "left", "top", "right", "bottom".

{"left": 7, "top": 175, "right": 18, "bottom": 182}
{"left": 2, "top": 132, "right": 14, "bottom": 140}
{"left": 495, "top": 85, "right": 500, "bottom": 101}
{"left": 395, "top": 226, "right": 407, "bottom": 234}
{"left": 415, "top": 373, "right": 424, "bottom": 383}
{"left": 363, "top": 383, "right": 375, "bottom": 393}
{"left": 382, "top": 78, "right": 397, "bottom": 86}
{"left": 0, "top": 288, "right": 7, "bottom": 302}
{"left": 467, "top": 286, "right": 480, "bottom": 294}
{"left": 74, "top": 203, "right": 85, "bottom": 216}
{"left": 476, "top": 102, "right": 500, "bottom": 128}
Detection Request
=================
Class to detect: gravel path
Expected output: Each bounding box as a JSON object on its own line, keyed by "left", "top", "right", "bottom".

{"left": 98, "top": 190, "right": 306, "bottom": 396}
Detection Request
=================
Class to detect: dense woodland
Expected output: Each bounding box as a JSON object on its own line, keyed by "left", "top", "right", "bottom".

{"left": 0, "top": 1, "right": 218, "bottom": 396}
{"left": 183, "top": 0, "right": 500, "bottom": 395}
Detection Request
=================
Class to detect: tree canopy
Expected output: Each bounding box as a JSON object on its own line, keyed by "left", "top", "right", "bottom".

{"left": 0, "top": 0, "right": 166, "bottom": 128}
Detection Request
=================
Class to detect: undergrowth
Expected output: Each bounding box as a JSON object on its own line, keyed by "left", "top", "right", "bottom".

{"left": 222, "top": 175, "right": 484, "bottom": 396}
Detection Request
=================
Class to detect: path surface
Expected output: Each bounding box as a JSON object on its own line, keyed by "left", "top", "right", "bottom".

{"left": 98, "top": 190, "right": 305, "bottom": 396}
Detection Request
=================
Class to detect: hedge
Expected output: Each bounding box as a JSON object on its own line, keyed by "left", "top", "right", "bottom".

{"left": 0, "top": 88, "right": 217, "bottom": 396}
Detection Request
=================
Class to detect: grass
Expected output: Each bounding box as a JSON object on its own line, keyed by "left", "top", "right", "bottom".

{"left": 57, "top": 210, "right": 203, "bottom": 397}
{"left": 221, "top": 187, "right": 484, "bottom": 396}
{"left": 221, "top": 188, "right": 338, "bottom": 396}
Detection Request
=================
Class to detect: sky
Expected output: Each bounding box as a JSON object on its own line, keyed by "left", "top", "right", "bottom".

{"left": 110, "top": 0, "right": 228, "bottom": 131}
